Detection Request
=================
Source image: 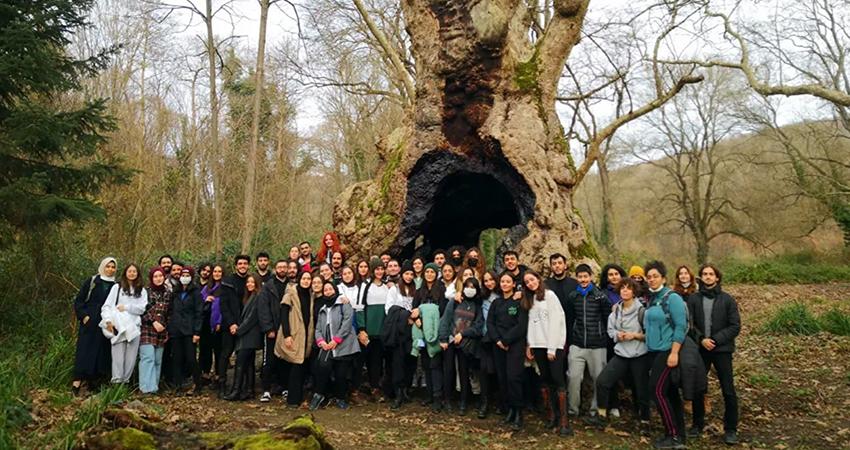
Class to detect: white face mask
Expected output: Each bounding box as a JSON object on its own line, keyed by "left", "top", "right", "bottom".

{"left": 180, "top": 276, "right": 191, "bottom": 286}
{"left": 463, "top": 287, "right": 477, "bottom": 298}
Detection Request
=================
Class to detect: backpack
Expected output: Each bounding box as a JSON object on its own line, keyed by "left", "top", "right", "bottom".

{"left": 613, "top": 301, "right": 646, "bottom": 332}
{"left": 81, "top": 275, "right": 99, "bottom": 306}
{"left": 656, "top": 290, "right": 690, "bottom": 332}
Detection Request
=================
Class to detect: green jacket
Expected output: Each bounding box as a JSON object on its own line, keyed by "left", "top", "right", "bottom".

{"left": 411, "top": 303, "right": 441, "bottom": 358}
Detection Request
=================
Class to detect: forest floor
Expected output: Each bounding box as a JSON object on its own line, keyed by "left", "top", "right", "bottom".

{"left": 21, "top": 284, "right": 850, "bottom": 449}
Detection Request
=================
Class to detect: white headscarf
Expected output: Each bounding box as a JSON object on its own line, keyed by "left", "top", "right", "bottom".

{"left": 98, "top": 257, "right": 117, "bottom": 282}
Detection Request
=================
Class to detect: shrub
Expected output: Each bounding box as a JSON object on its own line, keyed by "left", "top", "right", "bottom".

{"left": 723, "top": 251, "right": 850, "bottom": 284}
{"left": 820, "top": 308, "right": 850, "bottom": 336}
{"left": 761, "top": 302, "right": 822, "bottom": 335}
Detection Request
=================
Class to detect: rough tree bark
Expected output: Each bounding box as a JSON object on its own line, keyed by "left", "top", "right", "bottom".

{"left": 205, "top": 0, "right": 224, "bottom": 258}
{"left": 333, "top": 0, "right": 600, "bottom": 269}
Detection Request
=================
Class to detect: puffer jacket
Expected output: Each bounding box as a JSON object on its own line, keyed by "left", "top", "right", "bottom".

{"left": 566, "top": 284, "right": 609, "bottom": 349}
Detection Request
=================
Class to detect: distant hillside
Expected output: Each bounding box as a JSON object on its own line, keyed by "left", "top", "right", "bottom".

{"left": 574, "top": 120, "right": 846, "bottom": 265}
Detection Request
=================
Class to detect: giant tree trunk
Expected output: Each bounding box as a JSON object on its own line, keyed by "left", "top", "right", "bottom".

{"left": 333, "top": 0, "right": 598, "bottom": 269}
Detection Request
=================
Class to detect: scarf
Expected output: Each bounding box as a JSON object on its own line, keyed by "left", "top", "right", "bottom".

{"left": 149, "top": 266, "right": 166, "bottom": 292}
{"left": 98, "top": 256, "right": 117, "bottom": 282}
{"left": 699, "top": 282, "right": 720, "bottom": 299}
{"left": 605, "top": 284, "right": 621, "bottom": 305}
{"left": 576, "top": 282, "right": 595, "bottom": 297}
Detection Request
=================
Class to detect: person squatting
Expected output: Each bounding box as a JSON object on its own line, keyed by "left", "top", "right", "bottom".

{"left": 71, "top": 232, "right": 741, "bottom": 449}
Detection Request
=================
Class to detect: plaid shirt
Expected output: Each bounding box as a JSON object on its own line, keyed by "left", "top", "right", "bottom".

{"left": 141, "top": 288, "right": 171, "bottom": 347}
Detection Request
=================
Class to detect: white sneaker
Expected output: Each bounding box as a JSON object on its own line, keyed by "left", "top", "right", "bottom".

{"left": 281, "top": 389, "right": 288, "bottom": 399}
{"left": 589, "top": 409, "right": 598, "bottom": 417}
{"left": 610, "top": 408, "right": 620, "bottom": 418}
{"left": 260, "top": 392, "right": 272, "bottom": 402}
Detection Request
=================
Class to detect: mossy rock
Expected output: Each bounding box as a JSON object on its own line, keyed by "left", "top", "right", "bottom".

{"left": 86, "top": 427, "right": 156, "bottom": 450}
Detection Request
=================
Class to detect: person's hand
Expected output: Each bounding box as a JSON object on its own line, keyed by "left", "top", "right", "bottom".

{"left": 454, "top": 333, "right": 462, "bottom": 345}
{"left": 525, "top": 346, "right": 533, "bottom": 361}
{"left": 327, "top": 340, "right": 337, "bottom": 350}
{"left": 513, "top": 291, "right": 522, "bottom": 300}
{"left": 440, "top": 342, "right": 449, "bottom": 350}
{"left": 320, "top": 342, "right": 330, "bottom": 351}
{"left": 106, "top": 322, "right": 115, "bottom": 334}
{"left": 205, "top": 295, "right": 215, "bottom": 303}
{"left": 267, "top": 331, "right": 276, "bottom": 339}
{"left": 215, "top": 324, "right": 221, "bottom": 332}
{"left": 153, "top": 321, "right": 165, "bottom": 333}
{"left": 496, "top": 341, "right": 508, "bottom": 351}
{"left": 229, "top": 324, "right": 238, "bottom": 335}
{"left": 455, "top": 292, "right": 462, "bottom": 302}
{"left": 667, "top": 352, "right": 679, "bottom": 368}
{"left": 339, "top": 296, "right": 350, "bottom": 305}
{"left": 117, "top": 304, "right": 126, "bottom": 312}
{"left": 82, "top": 316, "right": 90, "bottom": 325}
{"left": 358, "top": 331, "right": 369, "bottom": 346}
{"left": 547, "top": 353, "right": 556, "bottom": 362}
{"left": 284, "top": 336, "right": 294, "bottom": 349}
{"left": 617, "top": 331, "right": 627, "bottom": 341}
{"left": 192, "top": 335, "right": 200, "bottom": 344}
{"left": 410, "top": 308, "right": 420, "bottom": 320}
{"left": 701, "top": 338, "right": 716, "bottom": 351}
{"left": 414, "top": 318, "right": 422, "bottom": 328}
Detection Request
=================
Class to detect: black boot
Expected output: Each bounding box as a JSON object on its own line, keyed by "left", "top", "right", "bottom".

{"left": 477, "top": 395, "right": 489, "bottom": 419}
{"left": 238, "top": 369, "right": 253, "bottom": 401}
{"left": 511, "top": 408, "right": 523, "bottom": 431}
{"left": 503, "top": 407, "right": 516, "bottom": 424}
{"left": 223, "top": 367, "right": 244, "bottom": 401}
{"left": 391, "top": 388, "right": 403, "bottom": 410}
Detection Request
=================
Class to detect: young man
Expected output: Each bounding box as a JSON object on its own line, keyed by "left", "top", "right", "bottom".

{"left": 545, "top": 253, "right": 578, "bottom": 342}
{"left": 380, "top": 252, "right": 392, "bottom": 268}
{"left": 217, "top": 254, "right": 251, "bottom": 397}
{"left": 331, "top": 251, "right": 344, "bottom": 277}
{"left": 687, "top": 264, "right": 741, "bottom": 445}
{"left": 565, "top": 264, "right": 608, "bottom": 416}
{"left": 432, "top": 249, "right": 446, "bottom": 268}
{"left": 286, "top": 260, "right": 299, "bottom": 283}
{"left": 198, "top": 263, "right": 212, "bottom": 287}
{"left": 256, "top": 251, "right": 272, "bottom": 284}
{"left": 502, "top": 251, "right": 528, "bottom": 288}
{"left": 158, "top": 255, "right": 174, "bottom": 277}
{"left": 168, "top": 261, "right": 184, "bottom": 293}
{"left": 298, "top": 241, "right": 313, "bottom": 271}
{"left": 257, "top": 259, "right": 290, "bottom": 402}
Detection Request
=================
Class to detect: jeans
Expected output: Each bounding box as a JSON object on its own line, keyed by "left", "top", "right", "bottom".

{"left": 138, "top": 344, "right": 164, "bottom": 393}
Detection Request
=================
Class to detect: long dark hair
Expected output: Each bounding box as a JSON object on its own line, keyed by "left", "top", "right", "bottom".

{"left": 520, "top": 269, "right": 545, "bottom": 310}
{"left": 481, "top": 270, "right": 498, "bottom": 298}
{"left": 599, "top": 263, "right": 627, "bottom": 291}
{"left": 242, "top": 273, "right": 262, "bottom": 304}
{"left": 120, "top": 263, "right": 144, "bottom": 297}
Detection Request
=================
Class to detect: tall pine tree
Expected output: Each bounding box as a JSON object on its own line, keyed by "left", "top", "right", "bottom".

{"left": 0, "top": 0, "right": 130, "bottom": 244}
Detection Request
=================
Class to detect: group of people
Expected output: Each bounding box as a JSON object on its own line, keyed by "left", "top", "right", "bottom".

{"left": 71, "top": 232, "right": 741, "bottom": 449}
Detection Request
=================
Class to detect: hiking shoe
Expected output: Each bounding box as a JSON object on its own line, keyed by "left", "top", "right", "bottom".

{"left": 584, "top": 415, "right": 607, "bottom": 429}
{"left": 609, "top": 408, "right": 620, "bottom": 418}
{"left": 260, "top": 391, "right": 272, "bottom": 403}
{"left": 336, "top": 399, "right": 350, "bottom": 410}
{"left": 724, "top": 431, "right": 738, "bottom": 445}
{"left": 687, "top": 426, "right": 702, "bottom": 439}
{"left": 654, "top": 435, "right": 686, "bottom": 449}
{"left": 308, "top": 393, "right": 325, "bottom": 411}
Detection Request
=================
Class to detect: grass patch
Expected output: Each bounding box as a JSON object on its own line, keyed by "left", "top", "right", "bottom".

{"left": 819, "top": 308, "right": 850, "bottom": 336}
{"left": 761, "top": 302, "right": 822, "bottom": 335}
{"left": 748, "top": 372, "right": 781, "bottom": 389}
{"left": 29, "top": 384, "right": 130, "bottom": 449}
{"left": 723, "top": 251, "right": 850, "bottom": 284}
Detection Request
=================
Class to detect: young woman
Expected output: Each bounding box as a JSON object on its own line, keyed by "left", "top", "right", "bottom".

{"left": 643, "top": 261, "right": 689, "bottom": 448}
{"left": 439, "top": 276, "right": 484, "bottom": 415}
{"left": 168, "top": 267, "right": 203, "bottom": 393}
{"left": 461, "top": 247, "right": 486, "bottom": 282}
{"left": 288, "top": 246, "right": 300, "bottom": 262}
{"left": 72, "top": 257, "right": 118, "bottom": 394}
{"left": 311, "top": 282, "right": 359, "bottom": 410}
{"left": 411, "top": 262, "right": 448, "bottom": 409}
{"left": 600, "top": 264, "right": 627, "bottom": 307}
{"left": 477, "top": 270, "right": 499, "bottom": 418}
{"left": 356, "top": 258, "right": 391, "bottom": 400}
{"left": 276, "top": 270, "right": 316, "bottom": 408}
{"left": 487, "top": 272, "right": 528, "bottom": 430}
{"left": 522, "top": 270, "right": 571, "bottom": 436}
{"left": 356, "top": 259, "right": 371, "bottom": 284}
{"left": 341, "top": 263, "right": 368, "bottom": 401}
{"left": 673, "top": 265, "right": 696, "bottom": 298}
{"left": 591, "top": 278, "right": 651, "bottom": 426}
{"left": 448, "top": 246, "right": 465, "bottom": 268}
{"left": 139, "top": 267, "right": 171, "bottom": 394}
{"left": 200, "top": 264, "right": 224, "bottom": 386}
{"left": 225, "top": 273, "right": 263, "bottom": 401}
{"left": 629, "top": 265, "right": 650, "bottom": 305}
{"left": 441, "top": 263, "right": 458, "bottom": 305}
{"left": 317, "top": 231, "right": 344, "bottom": 266}
{"left": 100, "top": 263, "right": 148, "bottom": 384}
{"left": 386, "top": 262, "right": 417, "bottom": 410}
{"left": 412, "top": 256, "right": 425, "bottom": 289}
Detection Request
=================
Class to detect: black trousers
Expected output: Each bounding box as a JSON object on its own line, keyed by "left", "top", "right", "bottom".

{"left": 365, "top": 338, "right": 392, "bottom": 395}
{"left": 649, "top": 351, "right": 685, "bottom": 438}
{"left": 171, "top": 335, "right": 200, "bottom": 388}
{"left": 495, "top": 342, "right": 526, "bottom": 408}
{"left": 426, "top": 351, "right": 444, "bottom": 399}
{"left": 532, "top": 348, "right": 566, "bottom": 390}
{"left": 217, "top": 331, "right": 236, "bottom": 381}
{"left": 390, "top": 345, "right": 416, "bottom": 390}
{"left": 261, "top": 336, "right": 282, "bottom": 391}
{"left": 285, "top": 361, "right": 306, "bottom": 405}
{"left": 350, "top": 346, "right": 366, "bottom": 392}
{"left": 315, "top": 353, "right": 353, "bottom": 400}
{"left": 443, "top": 344, "right": 472, "bottom": 402}
{"left": 236, "top": 348, "right": 256, "bottom": 392}
{"left": 692, "top": 351, "right": 739, "bottom": 432}
{"left": 596, "top": 353, "right": 651, "bottom": 416}
{"left": 199, "top": 320, "right": 221, "bottom": 375}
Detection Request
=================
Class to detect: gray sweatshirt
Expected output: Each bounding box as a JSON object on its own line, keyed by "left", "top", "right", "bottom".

{"left": 607, "top": 300, "right": 648, "bottom": 358}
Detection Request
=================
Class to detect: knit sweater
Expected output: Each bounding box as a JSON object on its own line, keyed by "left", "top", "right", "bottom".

{"left": 411, "top": 303, "right": 441, "bottom": 357}
{"left": 526, "top": 290, "right": 567, "bottom": 356}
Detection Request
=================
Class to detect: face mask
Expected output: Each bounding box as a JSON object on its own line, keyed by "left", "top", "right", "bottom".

{"left": 467, "top": 258, "right": 479, "bottom": 267}
{"left": 180, "top": 276, "right": 191, "bottom": 286}
{"left": 451, "top": 257, "right": 463, "bottom": 266}
{"left": 463, "top": 287, "right": 477, "bottom": 298}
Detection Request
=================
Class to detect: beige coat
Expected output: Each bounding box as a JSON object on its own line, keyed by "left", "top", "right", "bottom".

{"left": 274, "top": 284, "right": 315, "bottom": 364}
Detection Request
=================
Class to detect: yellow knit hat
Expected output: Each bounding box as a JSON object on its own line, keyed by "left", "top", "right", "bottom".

{"left": 628, "top": 265, "right": 645, "bottom": 278}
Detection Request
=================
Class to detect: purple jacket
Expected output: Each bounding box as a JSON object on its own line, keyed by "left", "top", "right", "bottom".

{"left": 202, "top": 282, "right": 223, "bottom": 330}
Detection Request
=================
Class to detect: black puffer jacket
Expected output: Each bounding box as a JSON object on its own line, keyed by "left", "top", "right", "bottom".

{"left": 566, "top": 284, "right": 609, "bottom": 349}
{"left": 686, "top": 284, "right": 741, "bottom": 353}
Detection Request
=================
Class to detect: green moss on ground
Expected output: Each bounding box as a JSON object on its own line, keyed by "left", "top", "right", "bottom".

{"left": 87, "top": 427, "right": 156, "bottom": 450}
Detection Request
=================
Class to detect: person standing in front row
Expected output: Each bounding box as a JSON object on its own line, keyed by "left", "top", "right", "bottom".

{"left": 100, "top": 263, "right": 148, "bottom": 385}
{"left": 139, "top": 267, "right": 171, "bottom": 394}
{"left": 487, "top": 272, "right": 527, "bottom": 431}
{"left": 224, "top": 274, "right": 263, "bottom": 401}
{"left": 72, "top": 257, "right": 118, "bottom": 395}
{"left": 277, "top": 270, "right": 316, "bottom": 408}
{"left": 218, "top": 255, "right": 250, "bottom": 397}
{"left": 169, "top": 267, "right": 203, "bottom": 394}
{"left": 687, "top": 264, "right": 740, "bottom": 446}
{"left": 258, "top": 260, "right": 289, "bottom": 403}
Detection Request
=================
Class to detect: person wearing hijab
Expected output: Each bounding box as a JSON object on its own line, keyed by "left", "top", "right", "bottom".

{"left": 100, "top": 263, "right": 148, "bottom": 384}
{"left": 139, "top": 266, "right": 171, "bottom": 394}
{"left": 72, "top": 257, "right": 118, "bottom": 395}
{"left": 310, "top": 281, "right": 359, "bottom": 410}
{"left": 276, "top": 270, "right": 316, "bottom": 408}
